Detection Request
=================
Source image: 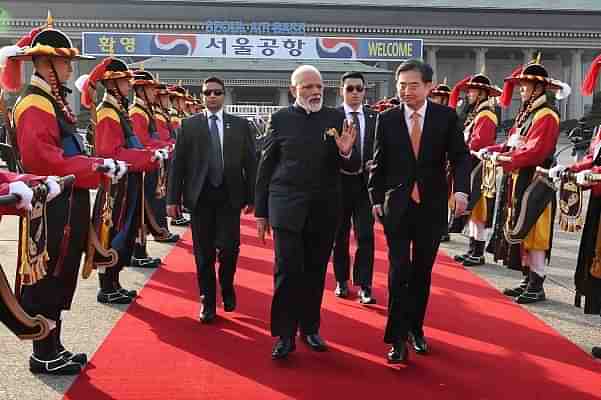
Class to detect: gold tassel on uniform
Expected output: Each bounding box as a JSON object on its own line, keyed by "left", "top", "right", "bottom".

{"left": 558, "top": 179, "right": 584, "bottom": 233}
{"left": 589, "top": 218, "right": 601, "bottom": 279}
{"left": 18, "top": 185, "right": 49, "bottom": 286}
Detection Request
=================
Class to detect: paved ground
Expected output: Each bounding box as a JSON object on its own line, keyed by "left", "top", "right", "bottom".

{"left": 1, "top": 138, "right": 600, "bottom": 399}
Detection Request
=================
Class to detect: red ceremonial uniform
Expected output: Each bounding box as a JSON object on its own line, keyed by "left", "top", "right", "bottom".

{"left": 154, "top": 110, "right": 176, "bottom": 145}
{"left": 467, "top": 107, "right": 497, "bottom": 151}
{"left": 129, "top": 98, "right": 171, "bottom": 150}
{"left": 170, "top": 110, "right": 182, "bottom": 131}
{"left": 570, "top": 129, "right": 601, "bottom": 196}
{"left": 487, "top": 108, "right": 560, "bottom": 173}
{"left": 95, "top": 94, "right": 157, "bottom": 172}
{"left": 13, "top": 76, "right": 103, "bottom": 189}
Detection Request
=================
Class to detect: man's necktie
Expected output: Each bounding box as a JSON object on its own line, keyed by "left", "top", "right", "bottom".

{"left": 410, "top": 112, "right": 422, "bottom": 203}
{"left": 208, "top": 114, "right": 224, "bottom": 187}
{"left": 348, "top": 111, "right": 362, "bottom": 171}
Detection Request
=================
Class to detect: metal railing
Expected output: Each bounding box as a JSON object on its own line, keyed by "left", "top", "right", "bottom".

{"left": 225, "top": 104, "right": 283, "bottom": 118}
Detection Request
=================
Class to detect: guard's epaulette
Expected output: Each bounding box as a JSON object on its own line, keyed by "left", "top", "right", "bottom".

{"left": 129, "top": 104, "right": 149, "bottom": 121}
{"left": 97, "top": 105, "right": 120, "bottom": 124}
{"left": 13, "top": 93, "right": 55, "bottom": 127}
{"left": 533, "top": 106, "right": 559, "bottom": 125}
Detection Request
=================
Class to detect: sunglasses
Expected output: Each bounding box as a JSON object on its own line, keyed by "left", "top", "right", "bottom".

{"left": 203, "top": 89, "right": 224, "bottom": 96}
{"left": 345, "top": 85, "right": 364, "bottom": 93}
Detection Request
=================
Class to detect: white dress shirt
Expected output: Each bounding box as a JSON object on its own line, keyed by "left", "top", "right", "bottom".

{"left": 343, "top": 103, "right": 366, "bottom": 159}
{"left": 205, "top": 108, "right": 224, "bottom": 161}
{"left": 403, "top": 101, "right": 428, "bottom": 133}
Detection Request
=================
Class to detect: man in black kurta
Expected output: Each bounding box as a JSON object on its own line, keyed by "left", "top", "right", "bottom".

{"left": 255, "top": 65, "right": 358, "bottom": 360}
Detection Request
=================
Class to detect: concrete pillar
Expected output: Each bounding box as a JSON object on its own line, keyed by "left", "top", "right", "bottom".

{"left": 278, "top": 88, "right": 290, "bottom": 106}
{"left": 225, "top": 87, "right": 234, "bottom": 105}
{"left": 68, "top": 61, "right": 80, "bottom": 115}
{"left": 475, "top": 47, "right": 488, "bottom": 75}
{"left": 426, "top": 46, "right": 439, "bottom": 82}
{"left": 570, "top": 49, "right": 583, "bottom": 120}
{"left": 522, "top": 48, "right": 535, "bottom": 65}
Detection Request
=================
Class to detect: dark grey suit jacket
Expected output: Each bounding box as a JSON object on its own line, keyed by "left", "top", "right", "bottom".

{"left": 368, "top": 102, "right": 470, "bottom": 232}
{"left": 167, "top": 111, "right": 257, "bottom": 210}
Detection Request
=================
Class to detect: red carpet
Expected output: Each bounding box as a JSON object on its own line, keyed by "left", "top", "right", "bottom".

{"left": 64, "top": 216, "right": 601, "bottom": 400}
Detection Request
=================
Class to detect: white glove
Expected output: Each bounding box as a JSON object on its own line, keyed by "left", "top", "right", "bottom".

{"left": 507, "top": 134, "right": 524, "bottom": 148}
{"left": 575, "top": 171, "right": 589, "bottom": 186}
{"left": 102, "top": 158, "right": 118, "bottom": 178}
{"left": 115, "top": 160, "right": 128, "bottom": 181}
{"left": 160, "top": 148, "right": 170, "bottom": 160}
{"left": 153, "top": 149, "right": 167, "bottom": 161}
{"left": 45, "top": 177, "right": 61, "bottom": 201}
{"left": 548, "top": 165, "right": 567, "bottom": 180}
{"left": 476, "top": 148, "right": 489, "bottom": 160}
{"left": 8, "top": 181, "right": 34, "bottom": 210}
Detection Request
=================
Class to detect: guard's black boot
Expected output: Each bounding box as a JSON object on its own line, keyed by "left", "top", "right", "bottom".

{"left": 30, "top": 329, "right": 81, "bottom": 375}
{"left": 503, "top": 269, "right": 530, "bottom": 297}
{"left": 55, "top": 319, "right": 87, "bottom": 365}
{"left": 463, "top": 240, "right": 485, "bottom": 266}
{"left": 516, "top": 271, "right": 546, "bottom": 304}
{"left": 97, "top": 273, "right": 132, "bottom": 304}
{"left": 454, "top": 237, "right": 474, "bottom": 263}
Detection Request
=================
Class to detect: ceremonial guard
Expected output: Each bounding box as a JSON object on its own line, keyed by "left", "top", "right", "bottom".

{"left": 482, "top": 59, "right": 569, "bottom": 304}
{"left": 551, "top": 55, "right": 601, "bottom": 319}
{"left": 0, "top": 171, "right": 57, "bottom": 341}
{"left": 129, "top": 69, "right": 177, "bottom": 268}
{"left": 154, "top": 81, "right": 177, "bottom": 146}
{"left": 0, "top": 14, "right": 126, "bottom": 374}
{"left": 449, "top": 74, "right": 500, "bottom": 266}
{"left": 166, "top": 83, "right": 191, "bottom": 226}
{"left": 80, "top": 57, "right": 162, "bottom": 304}
{"left": 429, "top": 81, "right": 451, "bottom": 106}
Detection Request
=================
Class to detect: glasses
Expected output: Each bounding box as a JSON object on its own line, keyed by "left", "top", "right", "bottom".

{"left": 203, "top": 89, "right": 224, "bottom": 96}
{"left": 345, "top": 85, "right": 364, "bottom": 93}
{"left": 397, "top": 82, "right": 423, "bottom": 92}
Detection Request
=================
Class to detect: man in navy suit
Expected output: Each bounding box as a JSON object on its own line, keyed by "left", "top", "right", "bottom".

{"left": 368, "top": 59, "right": 470, "bottom": 364}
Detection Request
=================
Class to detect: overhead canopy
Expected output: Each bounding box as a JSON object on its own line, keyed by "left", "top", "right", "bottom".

{"left": 130, "top": 57, "right": 391, "bottom": 75}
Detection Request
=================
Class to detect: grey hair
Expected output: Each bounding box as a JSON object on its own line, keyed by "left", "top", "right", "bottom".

{"left": 291, "top": 65, "right": 322, "bottom": 86}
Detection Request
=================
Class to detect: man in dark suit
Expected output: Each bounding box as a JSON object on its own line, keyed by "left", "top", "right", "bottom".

{"left": 368, "top": 59, "right": 470, "bottom": 364}
{"left": 332, "top": 72, "right": 378, "bottom": 304}
{"left": 167, "top": 76, "right": 256, "bottom": 323}
{"left": 255, "top": 65, "right": 358, "bottom": 360}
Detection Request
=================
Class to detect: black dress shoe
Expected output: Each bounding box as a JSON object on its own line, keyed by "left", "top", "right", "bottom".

{"left": 222, "top": 292, "right": 236, "bottom": 312}
{"left": 199, "top": 305, "right": 216, "bottom": 323}
{"left": 592, "top": 346, "right": 601, "bottom": 359}
{"left": 29, "top": 354, "right": 82, "bottom": 375}
{"left": 440, "top": 233, "right": 451, "bottom": 242}
{"left": 303, "top": 334, "right": 327, "bottom": 352}
{"left": 358, "top": 287, "right": 376, "bottom": 305}
{"left": 409, "top": 332, "right": 428, "bottom": 354}
{"left": 272, "top": 337, "right": 296, "bottom": 360}
{"left": 334, "top": 281, "right": 349, "bottom": 298}
{"left": 387, "top": 341, "right": 409, "bottom": 364}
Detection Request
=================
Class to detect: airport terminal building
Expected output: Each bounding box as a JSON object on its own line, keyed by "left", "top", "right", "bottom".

{"left": 1, "top": 0, "right": 601, "bottom": 121}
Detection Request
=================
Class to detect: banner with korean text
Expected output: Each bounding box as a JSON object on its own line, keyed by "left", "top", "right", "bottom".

{"left": 82, "top": 32, "right": 422, "bottom": 61}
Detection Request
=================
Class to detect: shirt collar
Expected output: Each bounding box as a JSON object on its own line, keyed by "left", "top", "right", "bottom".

{"left": 30, "top": 75, "right": 53, "bottom": 96}
{"left": 103, "top": 92, "right": 121, "bottom": 109}
{"left": 404, "top": 100, "right": 428, "bottom": 120}
{"left": 206, "top": 108, "right": 224, "bottom": 121}
{"left": 343, "top": 103, "right": 364, "bottom": 116}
